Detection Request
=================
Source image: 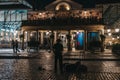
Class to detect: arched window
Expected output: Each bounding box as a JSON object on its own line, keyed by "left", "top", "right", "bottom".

{"left": 55, "top": 2, "right": 71, "bottom": 11}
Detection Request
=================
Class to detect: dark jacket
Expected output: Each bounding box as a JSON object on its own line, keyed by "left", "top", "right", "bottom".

{"left": 53, "top": 42, "right": 63, "bottom": 56}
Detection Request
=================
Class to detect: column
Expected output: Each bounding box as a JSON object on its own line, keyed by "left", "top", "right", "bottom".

{"left": 36, "top": 30, "right": 39, "bottom": 52}
{"left": 54, "top": 31, "right": 57, "bottom": 43}
{"left": 40, "top": 31, "right": 43, "bottom": 44}
{"left": 84, "top": 30, "right": 87, "bottom": 51}
{"left": 27, "top": 31, "right": 30, "bottom": 41}
{"left": 67, "top": 30, "right": 72, "bottom": 51}
{"left": 50, "top": 30, "right": 54, "bottom": 46}
{"left": 14, "top": 31, "right": 16, "bottom": 40}
{"left": 36, "top": 30, "right": 39, "bottom": 41}
{"left": 22, "top": 31, "right": 25, "bottom": 50}
{"left": 100, "top": 29, "right": 105, "bottom": 52}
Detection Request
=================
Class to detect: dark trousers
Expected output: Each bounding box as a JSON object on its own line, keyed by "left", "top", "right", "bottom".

{"left": 54, "top": 55, "right": 63, "bottom": 73}
{"left": 15, "top": 46, "right": 20, "bottom": 53}
{"left": 13, "top": 46, "right": 15, "bottom": 53}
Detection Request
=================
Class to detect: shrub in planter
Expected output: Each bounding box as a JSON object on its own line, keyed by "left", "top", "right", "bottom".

{"left": 112, "top": 43, "right": 120, "bottom": 54}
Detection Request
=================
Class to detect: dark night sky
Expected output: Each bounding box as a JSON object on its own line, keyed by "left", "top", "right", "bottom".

{"left": 26, "top": 0, "right": 120, "bottom": 10}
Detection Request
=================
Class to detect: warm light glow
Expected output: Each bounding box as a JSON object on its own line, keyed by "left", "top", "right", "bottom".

{"left": 30, "top": 33, "right": 33, "bottom": 36}
{"left": 109, "top": 41, "right": 112, "bottom": 45}
{"left": 6, "top": 33, "right": 8, "bottom": 35}
{"left": 39, "top": 13, "right": 42, "bottom": 15}
{"left": 84, "top": 11, "right": 87, "bottom": 14}
{"left": 1, "top": 32, "right": 4, "bottom": 36}
{"left": 55, "top": 2, "right": 71, "bottom": 11}
{"left": 14, "top": 32, "right": 16, "bottom": 36}
{"left": 117, "top": 36, "right": 120, "bottom": 39}
{"left": 25, "top": 31, "right": 27, "bottom": 34}
{"left": 66, "top": 6, "right": 70, "bottom": 10}
{"left": 108, "top": 33, "right": 112, "bottom": 36}
{"left": 14, "top": 31, "right": 18, "bottom": 36}
{"left": 112, "top": 38, "right": 115, "bottom": 40}
{"left": 56, "top": 7, "right": 59, "bottom": 10}
{"left": 81, "top": 11, "right": 91, "bottom": 18}
{"left": 46, "top": 32, "right": 49, "bottom": 35}
{"left": 76, "top": 31, "right": 79, "bottom": 34}
{"left": 45, "top": 55, "right": 51, "bottom": 58}
{"left": 107, "top": 29, "right": 111, "bottom": 32}
{"left": 115, "top": 28, "right": 119, "bottom": 32}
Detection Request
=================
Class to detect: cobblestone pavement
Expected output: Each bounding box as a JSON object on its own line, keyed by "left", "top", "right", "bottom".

{"left": 0, "top": 49, "right": 120, "bottom": 80}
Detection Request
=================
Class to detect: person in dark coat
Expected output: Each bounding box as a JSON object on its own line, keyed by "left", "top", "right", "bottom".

{"left": 53, "top": 39, "right": 63, "bottom": 73}
{"left": 11, "top": 39, "right": 15, "bottom": 53}
{"left": 15, "top": 40, "right": 20, "bottom": 53}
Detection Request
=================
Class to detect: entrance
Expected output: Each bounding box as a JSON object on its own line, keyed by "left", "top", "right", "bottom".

{"left": 24, "top": 30, "right": 85, "bottom": 51}
{"left": 55, "top": 30, "right": 85, "bottom": 50}
{"left": 71, "top": 30, "right": 85, "bottom": 50}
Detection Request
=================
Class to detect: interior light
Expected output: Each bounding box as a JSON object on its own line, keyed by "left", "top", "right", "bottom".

{"left": 115, "top": 28, "right": 119, "bottom": 32}
{"left": 112, "top": 38, "right": 115, "bottom": 40}
{"left": 117, "top": 36, "right": 119, "bottom": 39}
{"left": 107, "top": 29, "right": 111, "bottom": 32}
{"left": 30, "top": 33, "right": 33, "bottom": 36}
{"left": 56, "top": 7, "right": 59, "bottom": 10}
{"left": 46, "top": 32, "right": 49, "bottom": 35}
{"left": 76, "top": 31, "right": 79, "bottom": 34}
{"left": 66, "top": 6, "right": 70, "bottom": 10}
{"left": 39, "top": 13, "right": 42, "bottom": 15}
{"left": 25, "top": 31, "right": 27, "bottom": 34}
{"left": 108, "top": 33, "right": 111, "bottom": 36}
{"left": 14, "top": 33, "right": 16, "bottom": 36}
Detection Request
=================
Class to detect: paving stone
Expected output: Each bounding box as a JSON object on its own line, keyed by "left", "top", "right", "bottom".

{"left": 0, "top": 50, "right": 120, "bottom": 80}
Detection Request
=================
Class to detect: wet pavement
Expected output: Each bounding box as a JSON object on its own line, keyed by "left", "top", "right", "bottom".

{"left": 0, "top": 49, "right": 120, "bottom": 80}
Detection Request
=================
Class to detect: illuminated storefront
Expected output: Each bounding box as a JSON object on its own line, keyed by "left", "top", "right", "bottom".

{"left": 0, "top": 10, "right": 27, "bottom": 48}
{"left": 21, "top": 0, "right": 104, "bottom": 51}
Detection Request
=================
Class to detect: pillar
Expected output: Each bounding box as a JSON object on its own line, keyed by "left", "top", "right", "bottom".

{"left": 54, "top": 31, "right": 57, "bottom": 43}
{"left": 22, "top": 31, "right": 25, "bottom": 50}
{"left": 27, "top": 31, "right": 30, "bottom": 41}
{"left": 36, "top": 30, "right": 39, "bottom": 52}
{"left": 50, "top": 30, "right": 54, "bottom": 51}
{"left": 50, "top": 30, "right": 54, "bottom": 46}
{"left": 36, "top": 30, "right": 39, "bottom": 41}
{"left": 84, "top": 30, "right": 87, "bottom": 51}
{"left": 40, "top": 31, "right": 43, "bottom": 44}
{"left": 67, "top": 30, "right": 72, "bottom": 51}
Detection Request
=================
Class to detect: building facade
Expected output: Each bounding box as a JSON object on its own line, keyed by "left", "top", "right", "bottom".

{"left": 21, "top": 0, "right": 104, "bottom": 51}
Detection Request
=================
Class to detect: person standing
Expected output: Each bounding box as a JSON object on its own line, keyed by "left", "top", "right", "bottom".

{"left": 15, "top": 40, "right": 20, "bottom": 53}
{"left": 11, "top": 39, "right": 15, "bottom": 53}
{"left": 53, "top": 39, "right": 63, "bottom": 73}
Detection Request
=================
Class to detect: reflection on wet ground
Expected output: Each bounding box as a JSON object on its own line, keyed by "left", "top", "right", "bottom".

{"left": 0, "top": 49, "right": 120, "bottom": 80}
